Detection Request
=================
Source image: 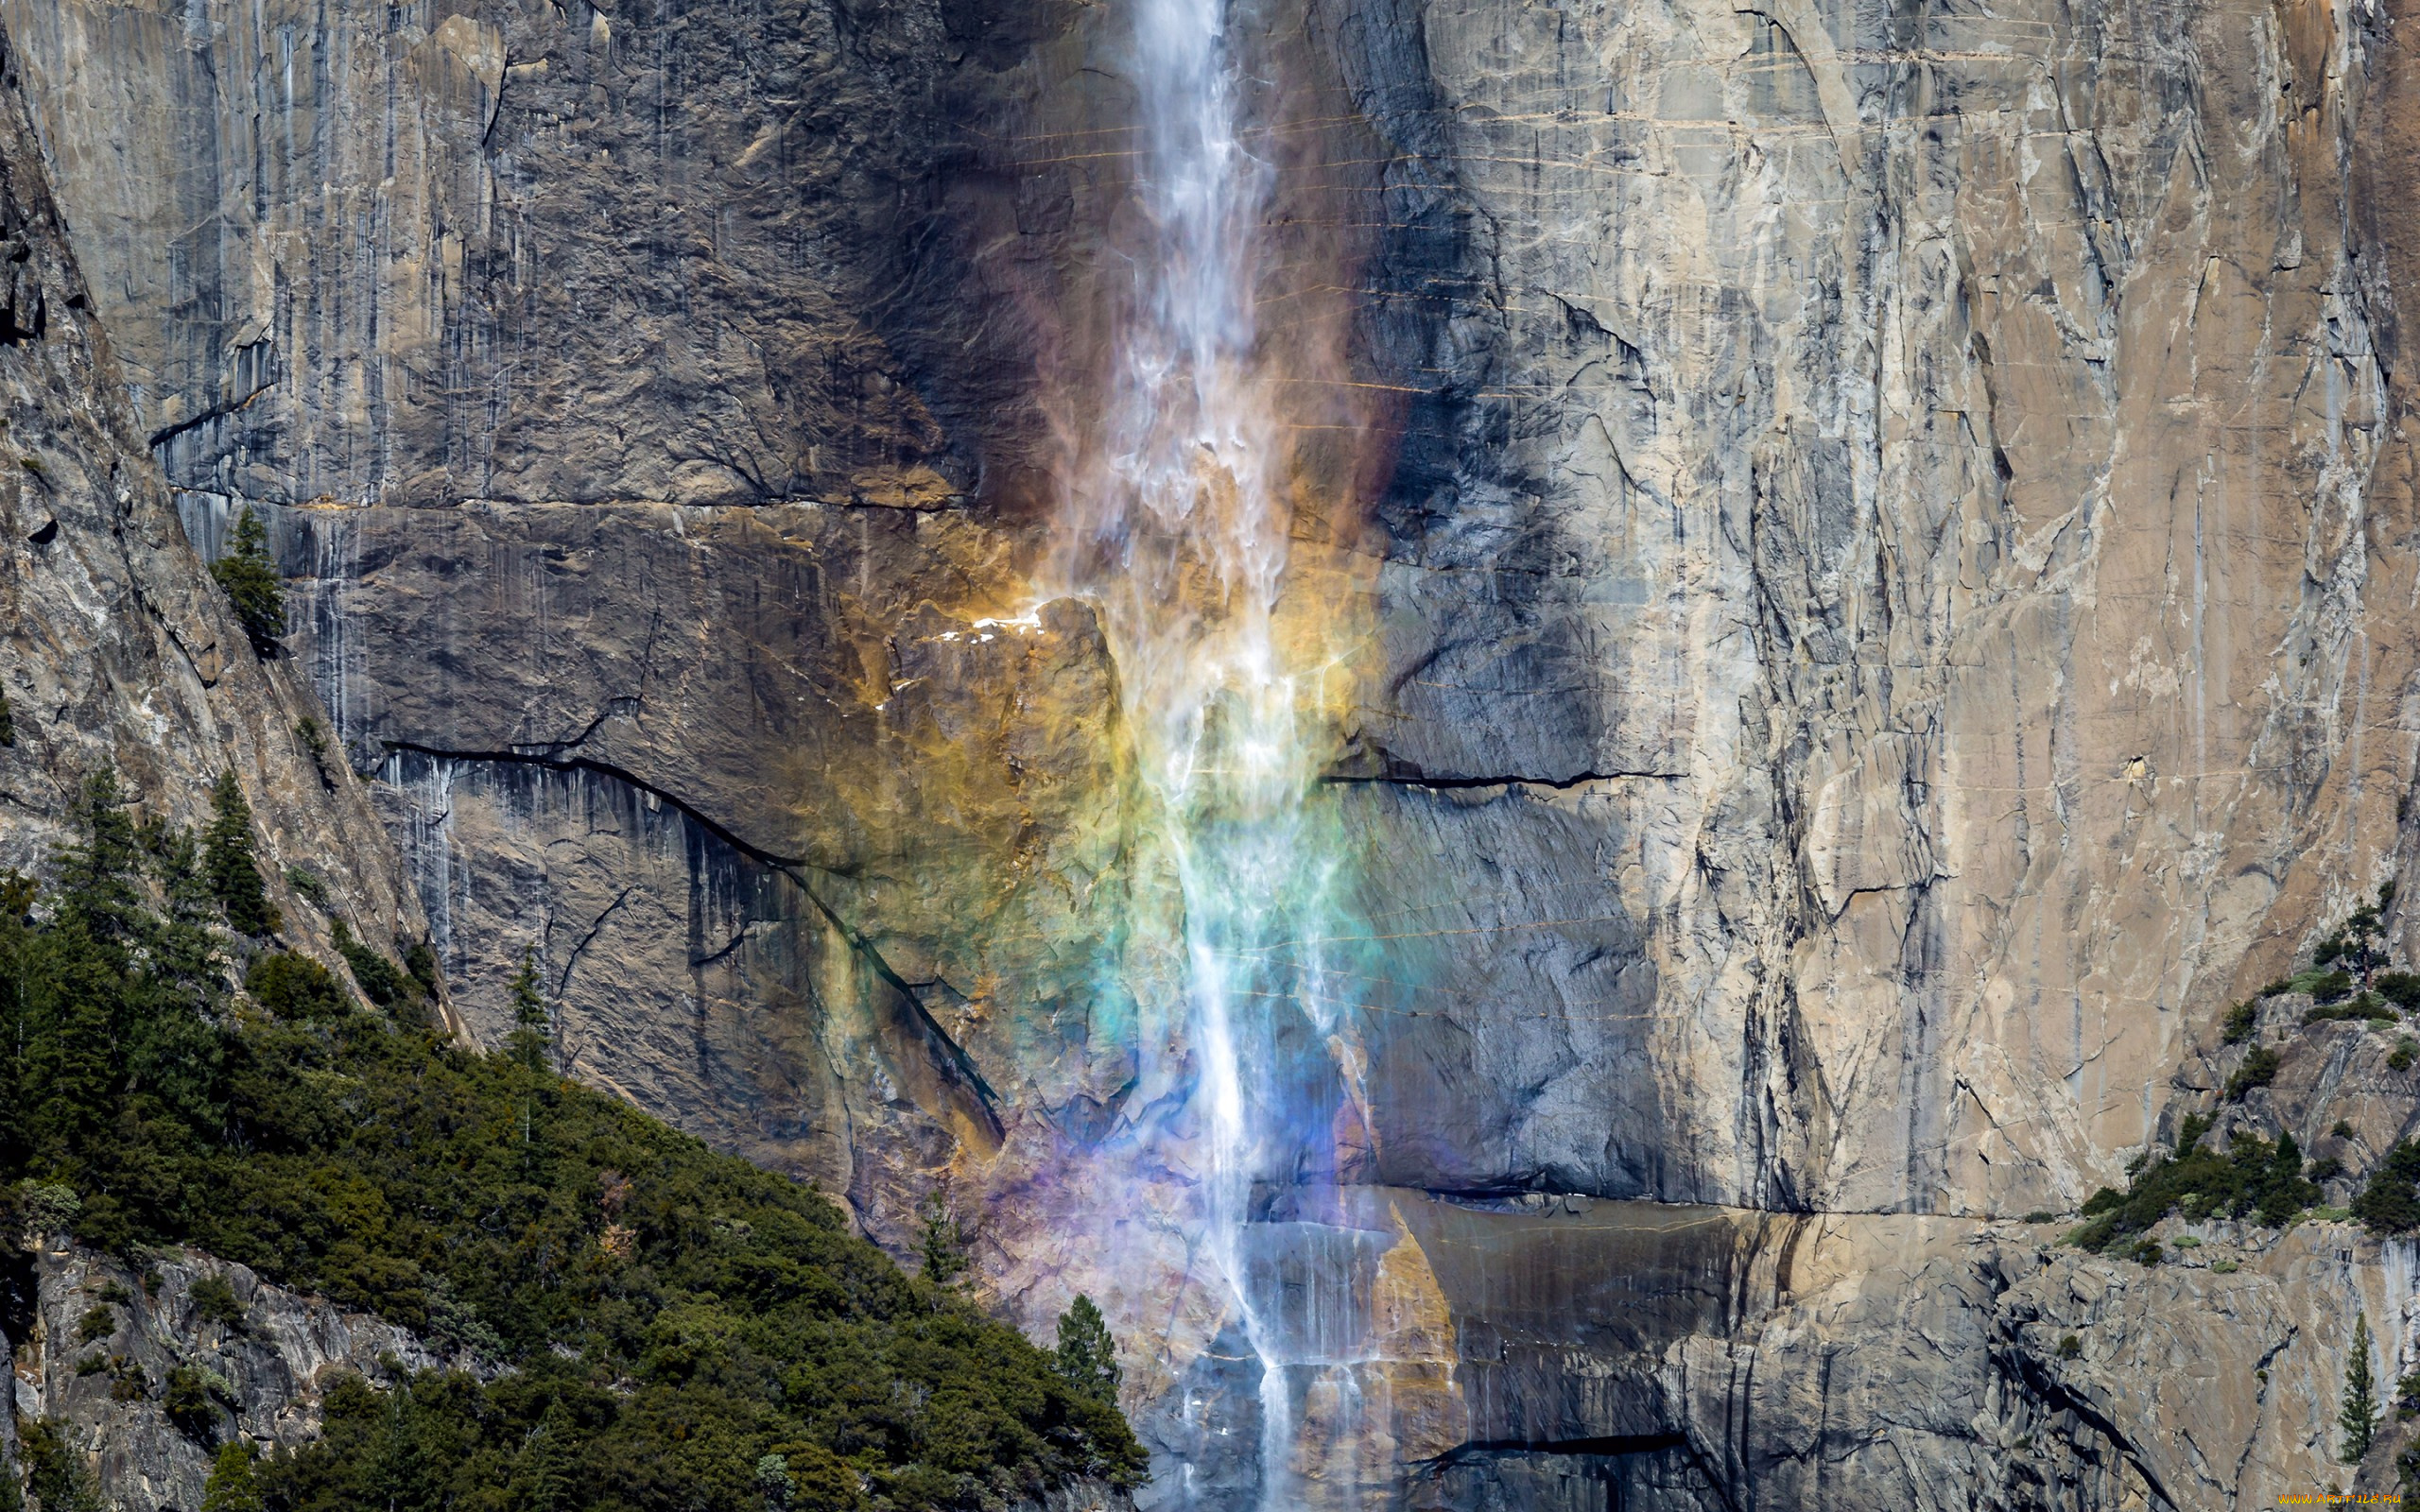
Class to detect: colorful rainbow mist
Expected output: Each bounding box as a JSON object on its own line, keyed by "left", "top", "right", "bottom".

{"left": 1041, "top": 0, "right": 1378, "bottom": 1504}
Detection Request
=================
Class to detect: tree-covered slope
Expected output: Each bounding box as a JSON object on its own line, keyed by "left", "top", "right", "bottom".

{"left": 0, "top": 772, "right": 1143, "bottom": 1512}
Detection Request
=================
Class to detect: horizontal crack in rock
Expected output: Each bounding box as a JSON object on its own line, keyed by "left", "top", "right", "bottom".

{"left": 1322, "top": 769, "right": 1684, "bottom": 791}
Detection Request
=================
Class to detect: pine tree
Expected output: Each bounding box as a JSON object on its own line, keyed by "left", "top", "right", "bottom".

{"left": 59, "top": 769, "right": 146, "bottom": 944}
{"left": 754, "top": 1453, "right": 793, "bottom": 1511}
{"left": 19, "top": 1420, "right": 101, "bottom": 1512}
{"left": 1056, "top": 1293, "right": 1122, "bottom": 1402}
{"left": 526, "top": 1398, "right": 579, "bottom": 1512}
{"left": 29, "top": 773, "right": 147, "bottom": 1161}
{"left": 508, "top": 949, "right": 551, "bottom": 1073}
{"left": 151, "top": 826, "right": 228, "bottom": 997}
{"left": 2345, "top": 1310, "right": 2381, "bottom": 1463}
{"left": 200, "top": 1442, "right": 265, "bottom": 1512}
{"left": 128, "top": 824, "right": 228, "bottom": 1135}
{"left": 209, "top": 507, "right": 285, "bottom": 655}
{"left": 204, "top": 770, "right": 280, "bottom": 936}
{"left": 919, "top": 1188, "right": 970, "bottom": 1286}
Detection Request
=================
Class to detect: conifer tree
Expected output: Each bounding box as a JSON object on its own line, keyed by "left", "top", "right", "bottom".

{"left": 29, "top": 773, "right": 147, "bottom": 1162}
{"left": 920, "top": 1187, "right": 971, "bottom": 1286}
{"left": 526, "top": 1399, "right": 578, "bottom": 1512}
{"left": 508, "top": 949, "right": 551, "bottom": 1072}
{"left": 60, "top": 769, "right": 145, "bottom": 943}
{"left": 209, "top": 507, "right": 285, "bottom": 655}
{"left": 200, "top": 1443, "right": 265, "bottom": 1512}
{"left": 204, "top": 770, "right": 280, "bottom": 936}
{"left": 2346, "top": 1310, "right": 2381, "bottom": 1463}
{"left": 151, "top": 825, "right": 227, "bottom": 996}
{"left": 1056, "top": 1293, "right": 1122, "bottom": 1402}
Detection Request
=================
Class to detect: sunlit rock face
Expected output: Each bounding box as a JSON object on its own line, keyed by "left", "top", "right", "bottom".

{"left": 1335, "top": 0, "right": 2412, "bottom": 1223}
{"left": 15, "top": 0, "right": 2420, "bottom": 1504}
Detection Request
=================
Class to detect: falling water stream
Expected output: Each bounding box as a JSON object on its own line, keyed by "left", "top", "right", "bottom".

{"left": 1044, "top": 0, "right": 1360, "bottom": 1505}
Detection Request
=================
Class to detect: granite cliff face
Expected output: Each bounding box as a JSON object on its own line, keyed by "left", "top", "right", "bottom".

{"left": 0, "top": 23, "right": 459, "bottom": 1501}
{"left": 10, "top": 0, "right": 2420, "bottom": 1505}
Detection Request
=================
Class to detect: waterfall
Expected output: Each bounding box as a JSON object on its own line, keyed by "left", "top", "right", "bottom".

{"left": 1045, "top": 0, "right": 1359, "bottom": 1504}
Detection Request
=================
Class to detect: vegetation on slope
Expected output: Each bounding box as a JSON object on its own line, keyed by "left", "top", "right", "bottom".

{"left": 0, "top": 772, "right": 1145, "bottom": 1510}
{"left": 207, "top": 507, "right": 285, "bottom": 657}
{"left": 2078, "top": 890, "right": 2420, "bottom": 1257}
{"left": 2068, "top": 1114, "right": 2321, "bottom": 1256}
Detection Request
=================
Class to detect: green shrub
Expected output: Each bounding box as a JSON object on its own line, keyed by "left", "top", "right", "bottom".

{"left": 75, "top": 1303, "right": 114, "bottom": 1345}
{"left": 2381, "top": 971, "right": 2420, "bottom": 1009}
{"left": 164, "top": 1365, "right": 233, "bottom": 1443}
{"left": 20, "top": 1418, "right": 102, "bottom": 1512}
{"left": 403, "top": 938, "right": 441, "bottom": 1001}
{"left": 292, "top": 716, "right": 340, "bottom": 789}
{"left": 2057, "top": 1334, "right": 2082, "bottom": 1360}
{"left": 209, "top": 507, "right": 285, "bottom": 656}
{"left": 190, "top": 1273, "right": 248, "bottom": 1331}
{"left": 2307, "top": 971, "right": 2357, "bottom": 1005}
{"left": 2227, "top": 1046, "right": 2281, "bottom": 1099}
{"left": 0, "top": 686, "right": 15, "bottom": 748}
{"left": 282, "top": 865, "right": 331, "bottom": 910}
{"left": 244, "top": 952, "right": 349, "bottom": 1022}
{"left": 2305, "top": 993, "right": 2395, "bottom": 1025}
{"left": 2222, "top": 1001, "right": 2258, "bottom": 1043}
{"left": 2394, "top": 1038, "right": 2417, "bottom": 1073}
{"left": 330, "top": 918, "right": 411, "bottom": 1010}
{"left": 110, "top": 1361, "right": 149, "bottom": 1402}
{"left": 2356, "top": 1142, "right": 2420, "bottom": 1232}
{"left": 2069, "top": 1122, "right": 2318, "bottom": 1251}
{"left": 2337, "top": 1120, "right": 2359, "bottom": 1138}
{"left": 2309, "top": 1157, "right": 2345, "bottom": 1184}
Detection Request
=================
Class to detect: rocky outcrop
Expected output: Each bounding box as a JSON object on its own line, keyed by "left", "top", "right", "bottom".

{"left": 3, "top": 1242, "right": 465, "bottom": 1512}
{"left": 1330, "top": 0, "right": 2415, "bottom": 1223}
{"left": 0, "top": 0, "right": 1056, "bottom": 515}
{"left": 1230, "top": 1193, "right": 2403, "bottom": 1510}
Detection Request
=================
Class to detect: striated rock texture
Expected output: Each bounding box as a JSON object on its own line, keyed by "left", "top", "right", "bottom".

{"left": 0, "top": 0, "right": 1069, "bottom": 515}
{"left": 0, "top": 18, "right": 423, "bottom": 970}
{"left": 15, "top": 0, "right": 2420, "bottom": 1506}
{"left": 1328, "top": 0, "right": 2414, "bottom": 1222}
